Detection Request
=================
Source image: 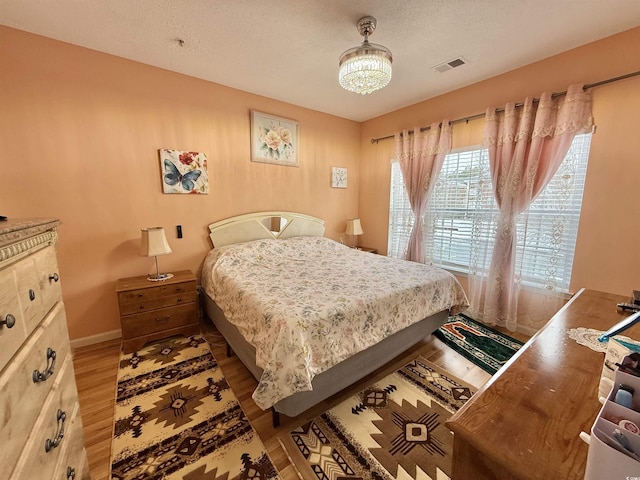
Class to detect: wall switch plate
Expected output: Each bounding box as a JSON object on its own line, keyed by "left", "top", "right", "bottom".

{"left": 177, "top": 225, "right": 183, "bottom": 238}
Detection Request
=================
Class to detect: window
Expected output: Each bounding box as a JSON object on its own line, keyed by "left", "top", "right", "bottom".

{"left": 388, "top": 134, "right": 592, "bottom": 292}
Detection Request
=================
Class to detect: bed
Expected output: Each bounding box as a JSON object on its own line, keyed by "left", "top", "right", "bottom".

{"left": 200, "top": 211, "right": 468, "bottom": 424}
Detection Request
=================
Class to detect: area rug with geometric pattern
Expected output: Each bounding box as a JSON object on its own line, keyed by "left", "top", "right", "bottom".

{"left": 279, "top": 357, "right": 475, "bottom": 480}
{"left": 434, "top": 313, "right": 524, "bottom": 375}
{"left": 110, "top": 334, "right": 280, "bottom": 480}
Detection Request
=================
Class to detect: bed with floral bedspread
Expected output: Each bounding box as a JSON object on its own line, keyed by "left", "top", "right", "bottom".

{"left": 201, "top": 235, "right": 468, "bottom": 412}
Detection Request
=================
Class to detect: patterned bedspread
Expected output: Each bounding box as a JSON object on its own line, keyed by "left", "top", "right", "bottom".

{"left": 201, "top": 236, "right": 468, "bottom": 409}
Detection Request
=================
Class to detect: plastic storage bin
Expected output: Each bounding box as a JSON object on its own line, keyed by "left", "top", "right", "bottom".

{"left": 585, "top": 369, "right": 640, "bottom": 479}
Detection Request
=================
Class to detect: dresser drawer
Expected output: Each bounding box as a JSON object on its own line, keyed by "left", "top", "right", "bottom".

{"left": 53, "top": 404, "right": 89, "bottom": 480}
{"left": 32, "top": 246, "right": 63, "bottom": 318}
{"left": 0, "top": 303, "right": 71, "bottom": 475}
{"left": 0, "top": 268, "right": 28, "bottom": 372}
{"left": 120, "top": 302, "right": 197, "bottom": 338}
{"left": 118, "top": 280, "right": 196, "bottom": 306}
{"left": 13, "top": 255, "right": 45, "bottom": 336}
{"left": 118, "top": 290, "right": 197, "bottom": 316}
{"left": 10, "top": 354, "right": 80, "bottom": 479}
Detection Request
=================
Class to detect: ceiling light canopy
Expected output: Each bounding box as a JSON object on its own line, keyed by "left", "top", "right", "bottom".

{"left": 339, "top": 16, "right": 392, "bottom": 95}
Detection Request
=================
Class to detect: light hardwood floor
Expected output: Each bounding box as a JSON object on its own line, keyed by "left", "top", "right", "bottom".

{"left": 72, "top": 318, "right": 530, "bottom": 480}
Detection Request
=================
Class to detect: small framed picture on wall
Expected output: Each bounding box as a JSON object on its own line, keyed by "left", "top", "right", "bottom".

{"left": 331, "top": 167, "right": 347, "bottom": 188}
{"left": 250, "top": 110, "right": 299, "bottom": 167}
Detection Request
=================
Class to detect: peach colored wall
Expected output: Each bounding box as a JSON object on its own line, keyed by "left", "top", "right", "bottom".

{"left": 0, "top": 27, "right": 361, "bottom": 340}
{"left": 360, "top": 27, "right": 640, "bottom": 331}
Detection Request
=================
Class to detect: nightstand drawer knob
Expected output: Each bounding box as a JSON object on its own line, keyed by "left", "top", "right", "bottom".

{"left": 45, "top": 409, "right": 66, "bottom": 453}
{"left": 33, "top": 347, "right": 57, "bottom": 383}
{"left": 49, "top": 273, "right": 59, "bottom": 282}
{"left": 1, "top": 313, "right": 16, "bottom": 329}
{"left": 139, "top": 305, "right": 145, "bottom": 310}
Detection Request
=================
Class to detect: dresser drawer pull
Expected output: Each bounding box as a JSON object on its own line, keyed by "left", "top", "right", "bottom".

{"left": 155, "top": 315, "right": 171, "bottom": 323}
{"left": 49, "top": 273, "right": 59, "bottom": 282}
{"left": 44, "top": 409, "right": 66, "bottom": 453}
{"left": 1, "top": 313, "right": 16, "bottom": 329}
{"left": 33, "top": 347, "right": 57, "bottom": 383}
{"left": 29, "top": 289, "right": 36, "bottom": 301}
{"left": 66, "top": 466, "right": 76, "bottom": 480}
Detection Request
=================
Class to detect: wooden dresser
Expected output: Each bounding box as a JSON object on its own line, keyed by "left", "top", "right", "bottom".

{"left": 0, "top": 218, "right": 90, "bottom": 480}
{"left": 116, "top": 270, "right": 199, "bottom": 353}
{"left": 446, "top": 288, "right": 640, "bottom": 479}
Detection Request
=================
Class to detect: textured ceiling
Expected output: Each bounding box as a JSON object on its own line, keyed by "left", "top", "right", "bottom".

{"left": 2, "top": 0, "right": 639, "bottom": 121}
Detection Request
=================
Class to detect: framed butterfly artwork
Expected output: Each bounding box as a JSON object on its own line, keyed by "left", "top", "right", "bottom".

{"left": 159, "top": 149, "right": 209, "bottom": 194}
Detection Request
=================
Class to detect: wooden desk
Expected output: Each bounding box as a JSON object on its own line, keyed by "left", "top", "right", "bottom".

{"left": 446, "top": 288, "right": 640, "bottom": 480}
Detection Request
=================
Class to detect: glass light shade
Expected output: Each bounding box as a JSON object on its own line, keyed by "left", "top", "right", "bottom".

{"left": 339, "top": 42, "right": 392, "bottom": 95}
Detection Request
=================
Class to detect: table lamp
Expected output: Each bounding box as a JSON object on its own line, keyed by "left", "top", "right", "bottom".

{"left": 345, "top": 218, "right": 364, "bottom": 248}
{"left": 139, "top": 227, "right": 174, "bottom": 281}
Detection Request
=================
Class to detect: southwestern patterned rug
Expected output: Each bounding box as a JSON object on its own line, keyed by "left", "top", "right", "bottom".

{"left": 110, "top": 334, "right": 280, "bottom": 480}
{"left": 434, "top": 313, "right": 524, "bottom": 375}
{"left": 279, "top": 357, "right": 475, "bottom": 480}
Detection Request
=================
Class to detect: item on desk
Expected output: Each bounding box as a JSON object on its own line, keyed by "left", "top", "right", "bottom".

{"left": 616, "top": 362, "right": 640, "bottom": 377}
{"left": 620, "top": 419, "right": 640, "bottom": 435}
{"left": 614, "top": 384, "right": 634, "bottom": 409}
{"left": 604, "top": 412, "right": 640, "bottom": 434}
{"left": 612, "top": 429, "right": 640, "bottom": 460}
{"left": 618, "top": 302, "right": 640, "bottom": 313}
{"left": 595, "top": 428, "right": 640, "bottom": 462}
{"left": 598, "top": 310, "right": 640, "bottom": 342}
{"left": 599, "top": 339, "right": 640, "bottom": 399}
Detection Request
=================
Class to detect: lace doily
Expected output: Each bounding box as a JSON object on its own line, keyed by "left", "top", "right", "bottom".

{"left": 567, "top": 327, "right": 609, "bottom": 352}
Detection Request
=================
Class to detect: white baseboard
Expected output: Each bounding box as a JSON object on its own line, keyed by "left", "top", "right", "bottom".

{"left": 71, "top": 329, "right": 122, "bottom": 349}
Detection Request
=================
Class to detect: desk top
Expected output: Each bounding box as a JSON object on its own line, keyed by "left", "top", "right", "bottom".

{"left": 446, "top": 288, "right": 640, "bottom": 479}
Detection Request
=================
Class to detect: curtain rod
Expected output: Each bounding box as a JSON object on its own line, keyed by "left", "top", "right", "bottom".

{"left": 370, "top": 70, "right": 640, "bottom": 144}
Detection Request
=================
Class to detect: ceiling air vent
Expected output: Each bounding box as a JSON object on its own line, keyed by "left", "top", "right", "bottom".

{"left": 433, "top": 56, "right": 468, "bottom": 73}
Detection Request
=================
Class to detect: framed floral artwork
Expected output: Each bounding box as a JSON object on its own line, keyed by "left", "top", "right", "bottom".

{"left": 251, "top": 110, "right": 299, "bottom": 167}
{"left": 159, "top": 149, "right": 209, "bottom": 194}
{"left": 331, "top": 167, "right": 347, "bottom": 188}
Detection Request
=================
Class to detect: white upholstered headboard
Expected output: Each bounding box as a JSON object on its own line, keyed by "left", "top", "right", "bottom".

{"left": 208, "top": 211, "right": 325, "bottom": 248}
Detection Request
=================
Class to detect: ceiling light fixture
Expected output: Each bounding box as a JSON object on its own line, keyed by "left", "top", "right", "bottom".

{"left": 338, "top": 16, "right": 392, "bottom": 95}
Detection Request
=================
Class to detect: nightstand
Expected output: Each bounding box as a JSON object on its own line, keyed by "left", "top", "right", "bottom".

{"left": 355, "top": 246, "right": 378, "bottom": 254}
{"left": 116, "top": 270, "right": 200, "bottom": 353}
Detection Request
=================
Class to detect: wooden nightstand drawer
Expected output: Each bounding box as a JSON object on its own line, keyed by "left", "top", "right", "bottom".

{"left": 118, "top": 290, "right": 197, "bottom": 316}
{"left": 116, "top": 270, "right": 199, "bottom": 353}
{"left": 120, "top": 303, "right": 197, "bottom": 339}
{"left": 118, "top": 280, "right": 196, "bottom": 305}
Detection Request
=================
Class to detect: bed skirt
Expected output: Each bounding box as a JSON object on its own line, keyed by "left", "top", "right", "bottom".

{"left": 202, "top": 293, "right": 448, "bottom": 418}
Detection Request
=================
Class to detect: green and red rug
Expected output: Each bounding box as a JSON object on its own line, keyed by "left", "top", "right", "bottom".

{"left": 110, "top": 334, "right": 280, "bottom": 480}
{"left": 279, "top": 357, "right": 476, "bottom": 480}
{"left": 434, "top": 313, "right": 524, "bottom": 375}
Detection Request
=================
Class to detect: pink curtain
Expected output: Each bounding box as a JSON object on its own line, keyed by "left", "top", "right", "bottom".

{"left": 476, "top": 84, "right": 593, "bottom": 330}
{"left": 394, "top": 121, "right": 452, "bottom": 263}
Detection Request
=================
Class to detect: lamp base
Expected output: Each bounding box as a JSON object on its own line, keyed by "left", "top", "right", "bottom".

{"left": 146, "top": 273, "right": 174, "bottom": 282}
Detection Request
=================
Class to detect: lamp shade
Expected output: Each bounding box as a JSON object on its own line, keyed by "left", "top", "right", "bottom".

{"left": 139, "top": 227, "right": 172, "bottom": 257}
{"left": 345, "top": 218, "right": 364, "bottom": 236}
